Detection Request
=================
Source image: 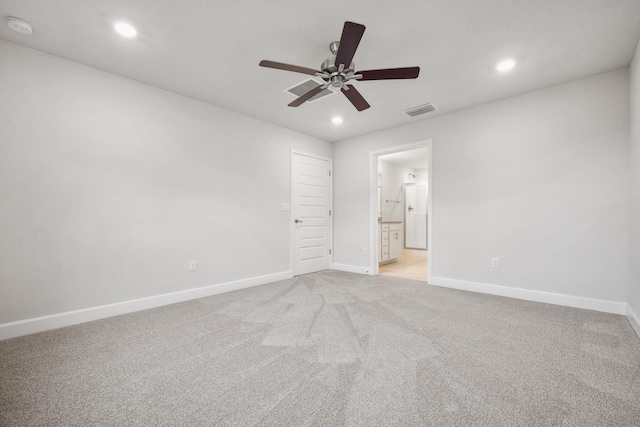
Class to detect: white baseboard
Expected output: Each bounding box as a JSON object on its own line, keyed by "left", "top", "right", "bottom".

{"left": 330, "top": 263, "right": 372, "bottom": 275}
{"left": 0, "top": 271, "right": 293, "bottom": 341}
{"left": 430, "top": 276, "right": 628, "bottom": 315}
{"left": 627, "top": 305, "right": 640, "bottom": 339}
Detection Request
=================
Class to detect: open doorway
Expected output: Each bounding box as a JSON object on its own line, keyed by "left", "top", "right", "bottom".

{"left": 370, "top": 141, "right": 432, "bottom": 282}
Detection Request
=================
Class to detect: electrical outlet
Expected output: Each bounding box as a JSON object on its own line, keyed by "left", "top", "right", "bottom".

{"left": 491, "top": 258, "right": 499, "bottom": 268}
{"left": 189, "top": 260, "right": 197, "bottom": 271}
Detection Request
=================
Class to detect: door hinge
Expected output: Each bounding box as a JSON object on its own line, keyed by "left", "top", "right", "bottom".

{"left": 329, "top": 170, "right": 331, "bottom": 176}
{"left": 329, "top": 249, "right": 332, "bottom": 255}
{"left": 329, "top": 209, "right": 332, "bottom": 216}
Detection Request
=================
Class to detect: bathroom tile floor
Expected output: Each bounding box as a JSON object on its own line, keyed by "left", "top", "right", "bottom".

{"left": 378, "top": 248, "right": 428, "bottom": 281}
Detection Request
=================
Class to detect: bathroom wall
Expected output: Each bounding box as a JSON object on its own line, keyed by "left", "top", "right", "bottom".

{"left": 378, "top": 159, "right": 414, "bottom": 222}
{"left": 414, "top": 168, "right": 429, "bottom": 183}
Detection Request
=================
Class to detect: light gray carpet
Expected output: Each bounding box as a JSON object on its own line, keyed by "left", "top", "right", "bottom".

{"left": 1, "top": 271, "right": 640, "bottom": 426}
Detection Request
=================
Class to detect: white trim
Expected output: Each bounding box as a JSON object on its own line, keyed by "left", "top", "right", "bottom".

{"left": 330, "top": 263, "right": 372, "bottom": 275}
{"left": 0, "top": 271, "right": 293, "bottom": 341}
{"left": 369, "top": 140, "right": 433, "bottom": 282}
{"left": 290, "top": 149, "right": 333, "bottom": 163}
{"left": 627, "top": 305, "right": 640, "bottom": 339}
{"left": 290, "top": 150, "right": 333, "bottom": 277}
{"left": 430, "top": 276, "right": 627, "bottom": 315}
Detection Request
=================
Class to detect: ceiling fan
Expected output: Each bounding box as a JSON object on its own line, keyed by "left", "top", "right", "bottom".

{"left": 259, "top": 21, "right": 420, "bottom": 111}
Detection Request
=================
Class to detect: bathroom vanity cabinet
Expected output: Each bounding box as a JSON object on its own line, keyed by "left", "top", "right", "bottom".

{"left": 379, "top": 222, "right": 403, "bottom": 264}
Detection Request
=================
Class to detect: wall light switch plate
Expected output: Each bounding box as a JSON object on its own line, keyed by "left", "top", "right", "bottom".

{"left": 281, "top": 203, "right": 290, "bottom": 212}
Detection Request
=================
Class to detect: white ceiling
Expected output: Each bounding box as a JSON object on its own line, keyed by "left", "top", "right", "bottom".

{"left": 1, "top": 0, "right": 639, "bottom": 142}
{"left": 380, "top": 147, "right": 429, "bottom": 170}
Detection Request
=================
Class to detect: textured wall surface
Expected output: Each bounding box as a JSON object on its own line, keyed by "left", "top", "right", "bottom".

{"left": 334, "top": 70, "right": 630, "bottom": 303}
{"left": 0, "top": 41, "right": 331, "bottom": 324}
{"left": 630, "top": 39, "right": 640, "bottom": 319}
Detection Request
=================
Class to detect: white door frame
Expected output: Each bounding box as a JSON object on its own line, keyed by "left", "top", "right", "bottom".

{"left": 290, "top": 150, "right": 333, "bottom": 276}
{"left": 369, "top": 140, "right": 433, "bottom": 283}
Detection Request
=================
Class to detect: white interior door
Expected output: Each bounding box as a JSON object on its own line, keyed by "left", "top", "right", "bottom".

{"left": 292, "top": 152, "right": 332, "bottom": 275}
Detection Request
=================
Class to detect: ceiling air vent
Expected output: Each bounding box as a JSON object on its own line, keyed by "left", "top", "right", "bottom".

{"left": 285, "top": 79, "right": 334, "bottom": 103}
{"left": 403, "top": 103, "right": 437, "bottom": 118}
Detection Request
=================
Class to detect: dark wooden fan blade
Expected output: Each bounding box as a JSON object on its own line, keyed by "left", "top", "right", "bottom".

{"left": 288, "top": 85, "right": 325, "bottom": 107}
{"left": 359, "top": 67, "right": 420, "bottom": 80}
{"left": 259, "top": 60, "right": 319, "bottom": 76}
{"left": 335, "top": 22, "right": 366, "bottom": 68}
{"left": 341, "top": 85, "right": 370, "bottom": 111}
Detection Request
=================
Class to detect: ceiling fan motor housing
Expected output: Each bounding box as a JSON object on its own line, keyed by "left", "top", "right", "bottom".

{"left": 321, "top": 52, "right": 355, "bottom": 89}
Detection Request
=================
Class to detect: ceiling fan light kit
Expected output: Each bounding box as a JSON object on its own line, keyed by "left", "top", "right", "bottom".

{"left": 259, "top": 21, "right": 420, "bottom": 112}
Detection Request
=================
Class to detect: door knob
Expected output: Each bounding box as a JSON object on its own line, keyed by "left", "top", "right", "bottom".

{"left": 295, "top": 219, "right": 303, "bottom": 223}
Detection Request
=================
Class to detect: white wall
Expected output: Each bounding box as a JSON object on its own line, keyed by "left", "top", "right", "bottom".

{"left": 0, "top": 41, "right": 331, "bottom": 325}
{"left": 414, "top": 168, "right": 429, "bottom": 183}
{"left": 630, "top": 40, "right": 640, "bottom": 318}
{"left": 334, "top": 69, "right": 630, "bottom": 303}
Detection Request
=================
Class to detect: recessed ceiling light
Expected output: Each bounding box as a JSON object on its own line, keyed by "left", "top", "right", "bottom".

{"left": 331, "top": 116, "right": 343, "bottom": 125}
{"left": 114, "top": 22, "right": 137, "bottom": 38}
{"left": 496, "top": 59, "right": 516, "bottom": 72}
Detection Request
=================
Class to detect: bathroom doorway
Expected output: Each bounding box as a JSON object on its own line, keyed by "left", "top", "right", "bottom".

{"left": 370, "top": 141, "right": 432, "bottom": 282}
